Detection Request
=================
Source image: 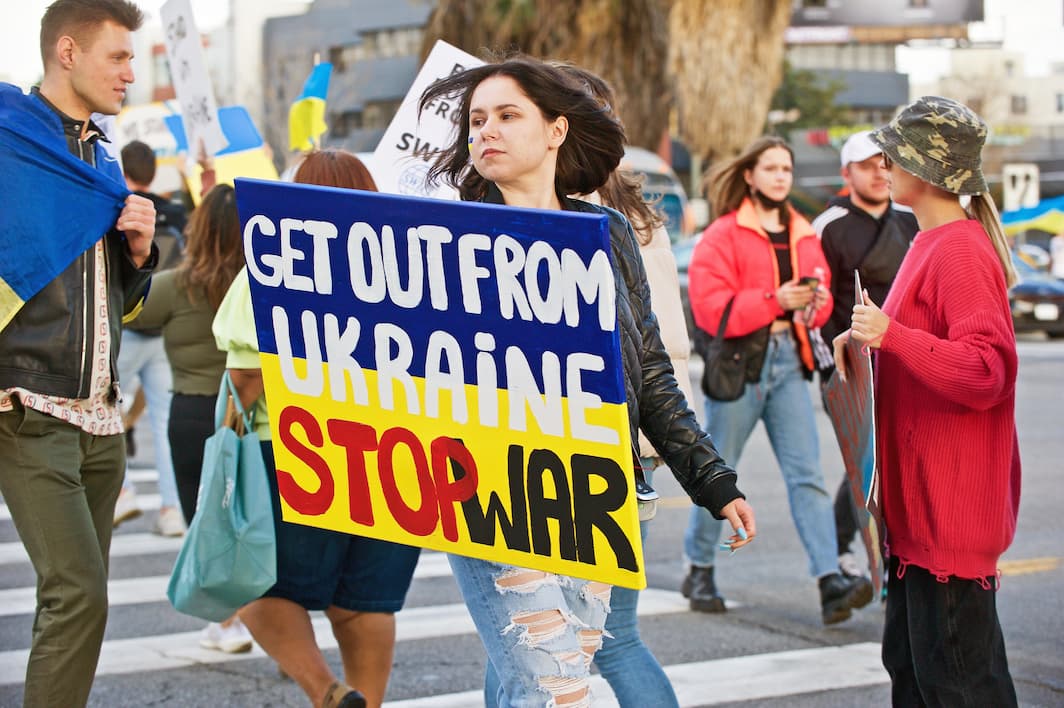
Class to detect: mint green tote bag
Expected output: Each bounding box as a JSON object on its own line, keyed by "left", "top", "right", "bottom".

{"left": 167, "top": 372, "right": 277, "bottom": 621}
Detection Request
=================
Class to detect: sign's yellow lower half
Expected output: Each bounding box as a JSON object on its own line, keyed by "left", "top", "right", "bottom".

{"left": 260, "top": 353, "right": 645, "bottom": 589}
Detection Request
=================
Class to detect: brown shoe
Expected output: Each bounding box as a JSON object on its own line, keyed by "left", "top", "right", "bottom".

{"left": 322, "top": 681, "right": 366, "bottom": 708}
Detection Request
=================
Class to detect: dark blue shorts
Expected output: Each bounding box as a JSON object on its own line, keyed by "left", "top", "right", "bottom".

{"left": 260, "top": 441, "right": 421, "bottom": 612}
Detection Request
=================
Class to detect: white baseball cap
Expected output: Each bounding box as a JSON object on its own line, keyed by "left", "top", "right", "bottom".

{"left": 839, "top": 130, "right": 882, "bottom": 167}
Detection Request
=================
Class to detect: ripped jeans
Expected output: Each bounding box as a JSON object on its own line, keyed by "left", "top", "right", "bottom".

{"left": 448, "top": 555, "right": 611, "bottom": 707}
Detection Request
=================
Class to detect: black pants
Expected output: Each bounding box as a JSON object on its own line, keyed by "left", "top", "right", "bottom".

{"left": 882, "top": 557, "right": 1017, "bottom": 707}
{"left": 834, "top": 478, "right": 859, "bottom": 554}
{"left": 168, "top": 393, "right": 216, "bottom": 525}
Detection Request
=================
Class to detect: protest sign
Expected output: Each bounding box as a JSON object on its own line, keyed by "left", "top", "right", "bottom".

{"left": 165, "top": 106, "right": 278, "bottom": 203}
{"left": 372, "top": 40, "right": 483, "bottom": 199}
{"left": 160, "top": 0, "right": 227, "bottom": 157}
{"left": 235, "top": 178, "right": 645, "bottom": 588}
{"left": 822, "top": 271, "right": 885, "bottom": 596}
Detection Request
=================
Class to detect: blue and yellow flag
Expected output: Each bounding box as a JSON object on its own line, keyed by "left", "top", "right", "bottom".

{"left": 0, "top": 83, "right": 128, "bottom": 333}
{"left": 288, "top": 63, "right": 332, "bottom": 152}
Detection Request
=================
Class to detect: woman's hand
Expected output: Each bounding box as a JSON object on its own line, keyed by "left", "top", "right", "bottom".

{"left": 850, "top": 289, "right": 889, "bottom": 349}
{"left": 776, "top": 278, "right": 816, "bottom": 311}
{"left": 719, "top": 498, "right": 756, "bottom": 551}
{"left": 832, "top": 329, "right": 851, "bottom": 382}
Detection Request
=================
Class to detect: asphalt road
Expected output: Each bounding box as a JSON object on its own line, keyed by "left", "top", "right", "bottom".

{"left": 1, "top": 337, "right": 1061, "bottom": 707}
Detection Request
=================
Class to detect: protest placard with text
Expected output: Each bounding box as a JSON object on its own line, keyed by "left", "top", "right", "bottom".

{"left": 235, "top": 178, "right": 645, "bottom": 588}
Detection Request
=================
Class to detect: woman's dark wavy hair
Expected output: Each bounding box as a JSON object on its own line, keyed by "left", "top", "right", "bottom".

{"left": 552, "top": 61, "right": 663, "bottom": 245}
{"left": 419, "top": 56, "right": 626, "bottom": 202}
{"left": 178, "top": 184, "right": 242, "bottom": 310}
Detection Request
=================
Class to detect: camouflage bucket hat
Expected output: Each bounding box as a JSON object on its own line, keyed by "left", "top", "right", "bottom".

{"left": 869, "top": 96, "right": 988, "bottom": 195}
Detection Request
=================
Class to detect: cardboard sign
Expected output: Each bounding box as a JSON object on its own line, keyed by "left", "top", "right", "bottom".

{"left": 234, "top": 178, "right": 645, "bottom": 589}
{"left": 822, "top": 271, "right": 885, "bottom": 596}
{"left": 372, "top": 41, "right": 483, "bottom": 199}
{"left": 160, "top": 0, "right": 227, "bottom": 157}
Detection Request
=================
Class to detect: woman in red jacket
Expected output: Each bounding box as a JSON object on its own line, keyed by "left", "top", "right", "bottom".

{"left": 683, "top": 136, "right": 873, "bottom": 625}
{"left": 837, "top": 96, "right": 1019, "bottom": 706}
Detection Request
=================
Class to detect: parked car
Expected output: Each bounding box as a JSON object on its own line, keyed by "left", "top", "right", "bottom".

{"left": 1010, "top": 251, "right": 1064, "bottom": 338}
{"left": 671, "top": 233, "right": 699, "bottom": 338}
{"left": 620, "top": 146, "right": 693, "bottom": 244}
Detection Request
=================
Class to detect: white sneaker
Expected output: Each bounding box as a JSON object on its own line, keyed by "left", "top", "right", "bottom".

{"left": 153, "top": 506, "right": 187, "bottom": 537}
{"left": 113, "top": 487, "right": 142, "bottom": 528}
{"left": 199, "top": 619, "right": 253, "bottom": 653}
{"left": 838, "top": 552, "right": 864, "bottom": 578}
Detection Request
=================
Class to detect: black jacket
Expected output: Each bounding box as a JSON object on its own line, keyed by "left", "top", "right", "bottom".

{"left": 813, "top": 195, "right": 918, "bottom": 347}
{"left": 483, "top": 185, "right": 743, "bottom": 518}
{"left": 0, "top": 94, "right": 157, "bottom": 401}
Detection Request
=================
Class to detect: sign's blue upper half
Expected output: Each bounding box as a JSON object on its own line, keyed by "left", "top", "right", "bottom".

{"left": 234, "top": 178, "right": 625, "bottom": 404}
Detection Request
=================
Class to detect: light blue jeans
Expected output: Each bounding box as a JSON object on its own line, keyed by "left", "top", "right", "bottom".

{"left": 684, "top": 330, "right": 837, "bottom": 578}
{"left": 117, "top": 330, "right": 179, "bottom": 509}
{"left": 449, "top": 554, "right": 611, "bottom": 708}
{"left": 483, "top": 465, "right": 679, "bottom": 708}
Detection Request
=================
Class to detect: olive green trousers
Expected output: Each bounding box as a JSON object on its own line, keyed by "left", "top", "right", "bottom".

{"left": 0, "top": 402, "right": 125, "bottom": 707}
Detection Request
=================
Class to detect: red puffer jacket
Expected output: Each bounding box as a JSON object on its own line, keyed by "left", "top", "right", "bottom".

{"left": 689, "top": 197, "right": 832, "bottom": 374}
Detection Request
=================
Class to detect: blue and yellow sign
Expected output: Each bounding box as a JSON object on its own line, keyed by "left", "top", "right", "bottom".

{"left": 234, "top": 178, "right": 644, "bottom": 588}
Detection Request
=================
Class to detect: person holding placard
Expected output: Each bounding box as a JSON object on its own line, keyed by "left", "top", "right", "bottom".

{"left": 834, "top": 96, "right": 1020, "bottom": 707}
{"left": 419, "top": 56, "right": 756, "bottom": 708}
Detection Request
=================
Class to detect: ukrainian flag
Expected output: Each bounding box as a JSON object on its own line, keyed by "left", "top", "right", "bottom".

{"left": 0, "top": 83, "right": 128, "bottom": 333}
{"left": 288, "top": 63, "right": 332, "bottom": 152}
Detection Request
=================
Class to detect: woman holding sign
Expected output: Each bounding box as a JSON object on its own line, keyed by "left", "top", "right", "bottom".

{"left": 420, "top": 57, "right": 755, "bottom": 708}
{"left": 835, "top": 97, "right": 1020, "bottom": 706}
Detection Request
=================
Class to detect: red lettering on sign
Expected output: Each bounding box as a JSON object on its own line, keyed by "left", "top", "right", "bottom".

{"left": 378, "top": 427, "right": 439, "bottom": 536}
{"left": 277, "top": 405, "right": 334, "bottom": 516}
{"left": 431, "top": 437, "right": 479, "bottom": 542}
{"left": 327, "top": 419, "right": 379, "bottom": 526}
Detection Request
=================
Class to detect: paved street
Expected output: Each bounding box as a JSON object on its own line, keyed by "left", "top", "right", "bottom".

{"left": 1, "top": 337, "right": 1061, "bottom": 707}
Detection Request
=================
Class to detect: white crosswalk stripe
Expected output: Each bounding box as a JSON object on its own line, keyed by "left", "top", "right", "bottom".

{"left": 385, "top": 643, "right": 887, "bottom": 707}
{"left": 0, "top": 493, "right": 162, "bottom": 521}
{"left": 0, "top": 533, "right": 183, "bottom": 567}
{"left": 0, "top": 552, "right": 456, "bottom": 617}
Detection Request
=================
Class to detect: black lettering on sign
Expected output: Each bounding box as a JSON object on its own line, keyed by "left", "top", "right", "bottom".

{"left": 527, "top": 449, "right": 577, "bottom": 562}
{"left": 571, "top": 454, "right": 637, "bottom": 571}
{"left": 459, "top": 444, "right": 530, "bottom": 553}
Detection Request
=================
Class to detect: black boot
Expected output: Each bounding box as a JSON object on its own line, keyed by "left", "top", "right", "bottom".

{"left": 819, "top": 571, "right": 874, "bottom": 625}
{"left": 681, "top": 565, "right": 726, "bottom": 613}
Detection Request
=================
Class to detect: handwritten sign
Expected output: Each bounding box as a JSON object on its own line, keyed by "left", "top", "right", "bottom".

{"left": 822, "top": 271, "right": 885, "bottom": 596}
{"left": 372, "top": 41, "right": 484, "bottom": 199}
{"left": 160, "top": 0, "right": 227, "bottom": 157}
{"left": 234, "top": 178, "right": 645, "bottom": 589}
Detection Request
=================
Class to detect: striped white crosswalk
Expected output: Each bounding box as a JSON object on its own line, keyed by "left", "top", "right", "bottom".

{"left": 0, "top": 467, "right": 889, "bottom": 706}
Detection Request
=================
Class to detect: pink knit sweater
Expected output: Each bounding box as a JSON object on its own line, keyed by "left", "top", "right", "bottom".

{"left": 876, "top": 219, "right": 1021, "bottom": 580}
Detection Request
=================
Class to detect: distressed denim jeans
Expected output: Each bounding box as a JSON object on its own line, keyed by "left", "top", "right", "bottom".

{"left": 449, "top": 554, "right": 611, "bottom": 707}
{"left": 684, "top": 330, "right": 838, "bottom": 578}
{"left": 484, "top": 497, "right": 679, "bottom": 708}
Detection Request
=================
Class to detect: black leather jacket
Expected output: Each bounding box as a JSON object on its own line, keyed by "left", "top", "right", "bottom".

{"left": 0, "top": 94, "right": 156, "bottom": 401}
{"left": 0, "top": 233, "right": 156, "bottom": 400}
{"left": 484, "top": 186, "right": 743, "bottom": 518}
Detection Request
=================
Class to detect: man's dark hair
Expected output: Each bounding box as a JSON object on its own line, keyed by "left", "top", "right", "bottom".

{"left": 40, "top": 0, "right": 144, "bottom": 66}
{"left": 121, "top": 140, "right": 156, "bottom": 186}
